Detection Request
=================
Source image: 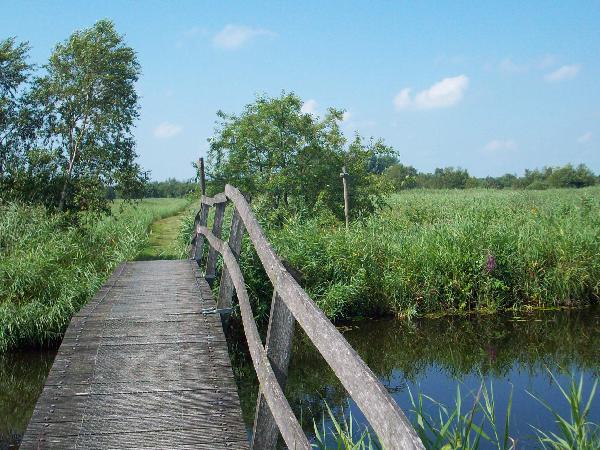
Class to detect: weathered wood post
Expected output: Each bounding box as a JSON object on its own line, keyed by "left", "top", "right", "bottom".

{"left": 205, "top": 202, "right": 225, "bottom": 287}
{"left": 193, "top": 158, "right": 209, "bottom": 264}
{"left": 216, "top": 208, "right": 245, "bottom": 310}
{"left": 199, "top": 157, "right": 206, "bottom": 196}
{"left": 250, "top": 262, "right": 302, "bottom": 450}
{"left": 340, "top": 166, "right": 349, "bottom": 230}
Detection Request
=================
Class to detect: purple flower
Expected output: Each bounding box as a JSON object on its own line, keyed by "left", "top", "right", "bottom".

{"left": 485, "top": 254, "right": 497, "bottom": 273}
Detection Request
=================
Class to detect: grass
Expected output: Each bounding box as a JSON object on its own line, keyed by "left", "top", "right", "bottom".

{"left": 136, "top": 201, "right": 195, "bottom": 260}
{"left": 314, "top": 373, "right": 598, "bottom": 450}
{"left": 0, "top": 198, "right": 189, "bottom": 352}
{"left": 212, "top": 187, "right": 600, "bottom": 321}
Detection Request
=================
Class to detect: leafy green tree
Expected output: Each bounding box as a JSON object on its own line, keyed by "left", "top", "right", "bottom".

{"left": 367, "top": 152, "right": 398, "bottom": 174}
{"left": 0, "top": 37, "right": 34, "bottom": 185}
{"left": 547, "top": 163, "right": 596, "bottom": 188}
{"left": 30, "top": 19, "right": 144, "bottom": 213}
{"left": 208, "top": 93, "right": 391, "bottom": 220}
{"left": 384, "top": 163, "right": 418, "bottom": 190}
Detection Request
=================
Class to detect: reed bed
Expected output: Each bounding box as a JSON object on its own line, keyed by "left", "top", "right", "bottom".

{"left": 259, "top": 187, "right": 600, "bottom": 320}
{"left": 0, "top": 198, "right": 189, "bottom": 352}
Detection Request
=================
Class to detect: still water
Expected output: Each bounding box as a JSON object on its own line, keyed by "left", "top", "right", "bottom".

{"left": 0, "top": 349, "right": 56, "bottom": 449}
{"left": 1, "top": 307, "right": 598, "bottom": 449}
{"left": 229, "top": 306, "right": 600, "bottom": 448}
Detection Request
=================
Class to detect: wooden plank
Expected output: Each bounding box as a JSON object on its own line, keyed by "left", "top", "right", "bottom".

{"left": 193, "top": 203, "right": 210, "bottom": 262}
{"left": 199, "top": 157, "right": 206, "bottom": 196}
{"left": 198, "top": 226, "right": 311, "bottom": 450}
{"left": 251, "top": 262, "right": 301, "bottom": 450}
{"left": 20, "top": 260, "right": 248, "bottom": 450}
{"left": 201, "top": 192, "right": 227, "bottom": 206}
{"left": 224, "top": 184, "right": 424, "bottom": 450}
{"left": 216, "top": 208, "right": 245, "bottom": 310}
{"left": 205, "top": 202, "right": 226, "bottom": 285}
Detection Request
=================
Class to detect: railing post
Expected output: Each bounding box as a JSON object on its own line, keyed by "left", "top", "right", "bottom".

{"left": 216, "top": 208, "right": 245, "bottom": 310}
{"left": 193, "top": 202, "right": 210, "bottom": 264}
{"left": 205, "top": 202, "right": 225, "bottom": 287}
{"left": 251, "top": 262, "right": 301, "bottom": 450}
{"left": 198, "top": 157, "right": 206, "bottom": 196}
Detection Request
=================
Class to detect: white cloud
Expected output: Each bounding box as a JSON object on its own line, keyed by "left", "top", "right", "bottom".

{"left": 544, "top": 64, "right": 581, "bottom": 82}
{"left": 212, "top": 24, "right": 274, "bottom": 50}
{"left": 394, "top": 75, "right": 469, "bottom": 111}
{"left": 577, "top": 131, "right": 592, "bottom": 144}
{"left": 154, "top": 122, "right": 183, "bottom": 139}
{"left": 415, "top": 75, "right": 469, "bottom": 109}
{"left": 483, "top": 139, "right": 517, "bottom": 152}
{"left": 393, "top": 88, "right": 412, "bottom": 110}
{"left": 342, "top": 111, "right": 352, "bottom": 122}
{"left": 301, "top": 99, "right": 318, "bottom": 115}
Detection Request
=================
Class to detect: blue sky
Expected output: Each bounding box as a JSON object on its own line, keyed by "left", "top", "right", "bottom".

{"left": 2, "top": 1, "right": 599, "bottom": 180}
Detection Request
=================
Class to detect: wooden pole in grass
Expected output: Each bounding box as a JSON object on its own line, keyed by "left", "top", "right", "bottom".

{"left": 199, "top": 157, "right": 206, "bottom": 196}
{"left": 340, "top": 166, "right": 349, "bottom": 230}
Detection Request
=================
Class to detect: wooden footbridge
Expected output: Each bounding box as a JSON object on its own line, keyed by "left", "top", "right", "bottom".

{"left": 22, "top": 185, "right": 424, "bottom": 450}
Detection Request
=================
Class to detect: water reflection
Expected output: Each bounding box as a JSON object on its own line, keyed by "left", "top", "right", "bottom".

{"left": 0, "top": 349, "right": 56, "bottom": 450}
{"left": 229, "top": 306, "right": 600, "bottom": 448}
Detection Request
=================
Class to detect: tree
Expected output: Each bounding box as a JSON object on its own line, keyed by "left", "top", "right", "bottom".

{"left": 30, "top": 20, "right": 144, "bottom": 213}
{"left": 547, "top": 164, "right": 596, "bottom": 188}
{"left": 384, "top": 163, "right": 418, "bottom": 190}
{"left": 367, "top": 152, "right": 398, "bottom": 174}
{"left": 430, "top": 167, "right": 470, "bottom": 189}
{"left": 208, "top": 92, "right": 391, "bottom": 219}
{"left": 0, "top": 37, "right": 33, "bottom": 184}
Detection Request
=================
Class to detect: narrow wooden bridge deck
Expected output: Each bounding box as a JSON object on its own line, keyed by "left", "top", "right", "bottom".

{"left": 20, "top": 260, "right": 248, "bottom": 450}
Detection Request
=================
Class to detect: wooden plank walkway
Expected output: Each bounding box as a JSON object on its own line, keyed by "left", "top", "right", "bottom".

{"left": 20, "top": 260, "right": 248, "bottom": 450}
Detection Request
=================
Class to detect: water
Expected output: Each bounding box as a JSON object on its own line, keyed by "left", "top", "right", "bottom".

{"left": 1, "top": 307, "right": 598, "bottom": 449}
{"left": 230, "top": 306, "right": 600, "bottom": 448}
{"left": 0, "top": 349, "right": 56, "bottom": 449}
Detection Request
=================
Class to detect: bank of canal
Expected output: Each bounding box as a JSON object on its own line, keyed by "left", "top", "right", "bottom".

{"left": 2, "top": 306, "right": 599, "bottom": 448}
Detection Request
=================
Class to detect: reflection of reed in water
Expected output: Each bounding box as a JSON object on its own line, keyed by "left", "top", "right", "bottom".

{"left": 0, "top": 349, "right": 57, "bottom": 448}
{"left": 227, "top": 306, "right": 600, "bottom": 437}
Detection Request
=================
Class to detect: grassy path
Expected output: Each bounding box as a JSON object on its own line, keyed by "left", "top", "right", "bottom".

{"left": 136, "top": 202, "right": 196, "bottom": 260}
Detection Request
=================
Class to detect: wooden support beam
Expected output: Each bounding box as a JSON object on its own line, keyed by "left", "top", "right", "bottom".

{"left": 340, "top": 166, "right": 349, "bottom": 230}
{"left": 216, "top": 208, "right": 245, "bottom": 310}
{"left": 251, "top": 262, "right": 302, "bottom": 450}
{"left": 205, "top": 202, "right": 226, "bottom": 286}
{"left": 199, "top": 157, "right": 206, "bottom": 196}
{"left": 193, "top": 203, "right": 210, "bottom": 263}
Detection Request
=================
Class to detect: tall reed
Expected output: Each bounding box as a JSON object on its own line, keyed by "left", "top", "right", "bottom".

{"left": 0, "top": 198, "right": 189, "bottom": 352}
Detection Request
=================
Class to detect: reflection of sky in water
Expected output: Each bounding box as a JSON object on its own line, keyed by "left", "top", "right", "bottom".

{"left": 337, "top": 363, "right": 600, "bottom": 449}
{"left": 280, "top": 306, "right": 600, "bottom": 449}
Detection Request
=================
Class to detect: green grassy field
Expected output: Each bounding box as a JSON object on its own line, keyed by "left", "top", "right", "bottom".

{"left": 0, "top": 198, "right": 190, "bottom": 352}
{"left": 190, "top": 187, "right": 599, "bottom": 321}
{"left": 136, "top": 202, "right": 195, "bottom": 260}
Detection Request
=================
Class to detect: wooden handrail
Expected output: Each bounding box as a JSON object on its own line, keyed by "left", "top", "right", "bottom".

{"left": 192, "top": 184, "right": 424, "bottom": 450}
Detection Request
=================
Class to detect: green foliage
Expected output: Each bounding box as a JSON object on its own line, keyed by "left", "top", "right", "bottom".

{"left": 1, "top": 20, "right": 146, "bottom": 213}
{"left": 207, "top": 92, "right": 393, "bottom": 220}
{"left": 0, "top": 198, "right": 188, "bottom": 352}
{"left": 0, "top": 37, "right": 34, "bottom": 182}
{"left": 530, "top": 371, "right": 600, "bottom": 449}
{"left": 143, "top": 178, "right": 197, "bottom": 198}
{"left": 384, "top": 163, "right": 598, "bottom": 191}
{"left": 313, "top": 374, "right": 598, "bottom": 450}
{"left": 312, "top": 403, "right": 382, "bottom": 450}
{"left": 229, "top": 187, "right": 600, "bottom": 321}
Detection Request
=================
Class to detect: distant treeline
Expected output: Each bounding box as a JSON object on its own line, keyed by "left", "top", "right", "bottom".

{"left": 118, "top": 162, "right": 599, "bottom": 200}
{"left": 107, "top": 178, "right": 197, "bottom": 199}
{"left": 380, "top": 160, "right": 599, "bottom": 191}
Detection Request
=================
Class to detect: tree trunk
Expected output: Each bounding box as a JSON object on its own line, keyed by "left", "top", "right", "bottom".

{"left": 58, "top": 151, "right": 77, "bottom": 212}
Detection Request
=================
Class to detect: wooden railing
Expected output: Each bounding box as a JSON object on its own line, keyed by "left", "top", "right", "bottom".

{"left": 190, "top": 184, "right": 424, "bottom": 450}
